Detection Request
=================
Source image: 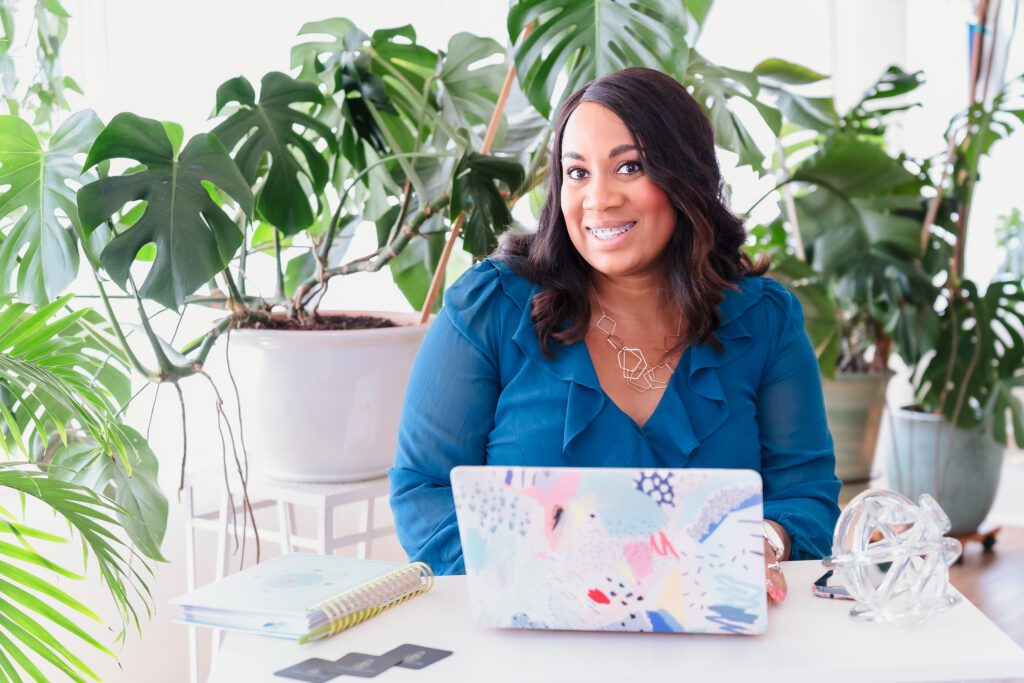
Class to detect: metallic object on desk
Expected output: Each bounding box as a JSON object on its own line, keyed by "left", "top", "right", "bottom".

{"left": 823, "top": 489, "right": 962, "bottom": 626}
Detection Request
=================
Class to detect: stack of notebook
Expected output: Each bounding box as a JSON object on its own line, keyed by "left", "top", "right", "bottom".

{"left": 172, "top": 553, "right": 433, "bottom": 643}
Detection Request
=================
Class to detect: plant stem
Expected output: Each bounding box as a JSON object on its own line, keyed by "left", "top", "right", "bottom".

{"left": 317, "top": 151, "right": 456, "bottom": 269}
{"left": 91, "top": 271, "right": 157, "bottom": 381}
{"left": 273, "top": 229, "right": 285, "bottom": 301}
{"left": 307, "top": 193, "right": 450, "bottom": 304}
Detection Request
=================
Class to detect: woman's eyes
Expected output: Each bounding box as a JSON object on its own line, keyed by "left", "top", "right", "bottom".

{"left": 565, "top": 160, "right": 643, "bottom": 181}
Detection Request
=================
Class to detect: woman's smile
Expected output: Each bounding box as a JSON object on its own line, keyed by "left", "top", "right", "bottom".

{"left": 586, "top": 220, "right": 637, "bottom": 242}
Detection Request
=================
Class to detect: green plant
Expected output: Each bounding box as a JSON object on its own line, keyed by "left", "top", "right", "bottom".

{"left": 748, "top": 66, "right": 943, "bottom": 378}
{"left": 905, "top": 70, "right": 1024, "bottom": 448}
{"left": 995, "top": 207, "right": 1024, "bottom": 276}
{"left": 0, "top": 8, "right": 165, "bottom": 677}
{"left": 0, "top": 297, "right": 160, "bottom": 681}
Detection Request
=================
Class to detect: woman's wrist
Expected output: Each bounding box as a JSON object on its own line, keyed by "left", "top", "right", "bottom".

{"left": 763, "top": 519, "right": 791, "bottom": 562}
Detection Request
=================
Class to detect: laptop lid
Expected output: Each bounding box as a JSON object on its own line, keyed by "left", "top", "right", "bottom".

{"left": 451, "top": 466, "right": 767, "bottom": 635}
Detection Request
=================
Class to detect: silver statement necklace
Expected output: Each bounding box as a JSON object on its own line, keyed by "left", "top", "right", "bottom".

{"left": 591, "top": 290, "right": 683, "bottom": 393}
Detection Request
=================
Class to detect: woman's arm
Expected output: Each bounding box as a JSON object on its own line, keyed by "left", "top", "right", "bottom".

{"left": 388, "top": 305, "right": 501, "bottom": 575}
{"left": 756, "top": 283, "right": 842, "bottom": 560}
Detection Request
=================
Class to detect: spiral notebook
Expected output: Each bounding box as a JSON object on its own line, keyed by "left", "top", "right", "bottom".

{"left": 172, "top": 553, "right": 434, "bottom": 643}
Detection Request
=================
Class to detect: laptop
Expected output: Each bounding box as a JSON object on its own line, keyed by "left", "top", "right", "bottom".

{"left": 451, "top": 466, "right": 767, "bottom": 635}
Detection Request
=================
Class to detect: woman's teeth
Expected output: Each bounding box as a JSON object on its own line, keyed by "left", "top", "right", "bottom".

{"left": 587, "top": 221, "right": 636, "bottom": 240}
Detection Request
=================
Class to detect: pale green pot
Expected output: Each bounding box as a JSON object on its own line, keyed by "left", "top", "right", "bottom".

{"left": 882, "top": 406, "right": 1004, "bottom": 536}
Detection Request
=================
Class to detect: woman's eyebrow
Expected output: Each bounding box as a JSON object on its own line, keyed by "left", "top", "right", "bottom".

{"left": 561, "top": 144, "right": 639, "bottom": 161}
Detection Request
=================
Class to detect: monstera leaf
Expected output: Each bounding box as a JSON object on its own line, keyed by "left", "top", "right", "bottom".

{"left": 77, "top": 113, "right": 254, "bottom": 310}
{"left": 211, "top": 72, "right": 335, "bottom": 235}
{"left": 437, "top": 33, "right": 506, "bottom": 141}
{"left": 449, "top": 152, "right": 524, "bottom": 257}
{"left": 49, "top": 426, "right": 168, "bottom": 562}
{"left": 0, "top": 110, "right": 102, "bottom": 304}
{"left": 508, "top": 0, "right": 691, "bottom": 118}
{"left": 916, "top": 279, "right": 1024, "bottom": 447}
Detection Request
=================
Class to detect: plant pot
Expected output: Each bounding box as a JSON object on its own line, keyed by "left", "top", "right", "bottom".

{"left": 822, "top": 371, "right": 892, "bottom": 483}
{"left": 228, "top": 311, "right": 430, "bottom": 483}
{"left": 882, "top": 406, "right": 1004, "bottom": 536}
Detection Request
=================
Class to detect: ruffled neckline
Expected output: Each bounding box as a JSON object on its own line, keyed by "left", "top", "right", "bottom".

{"left": 486, "top": 258, "right": 766, "bottom": 462}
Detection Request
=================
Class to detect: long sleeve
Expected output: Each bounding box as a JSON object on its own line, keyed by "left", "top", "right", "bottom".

{"left": 388, "top": 265, "right": 504, "bottom": 575}
{"left": 756, "top": 282, "right": 841, "bottom": 560}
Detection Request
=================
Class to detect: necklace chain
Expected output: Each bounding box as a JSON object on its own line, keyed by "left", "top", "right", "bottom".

{"left": 591, "top": 290, "right": 682, "bottom": 393}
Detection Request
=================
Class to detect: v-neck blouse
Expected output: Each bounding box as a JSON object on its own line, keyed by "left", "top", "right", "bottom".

{"left": 389, "top": 258, "right": 841, "bottom": 575}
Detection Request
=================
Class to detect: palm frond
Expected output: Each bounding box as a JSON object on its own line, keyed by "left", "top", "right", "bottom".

{"left": 0, "top": 463, "right": 153, "bottom": 682}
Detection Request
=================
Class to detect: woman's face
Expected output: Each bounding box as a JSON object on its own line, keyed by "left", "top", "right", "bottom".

{"left": 560, "top": 102, "right": 677, "bottom": 281}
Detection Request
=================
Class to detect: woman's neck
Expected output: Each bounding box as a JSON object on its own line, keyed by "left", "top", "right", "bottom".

{"left": 589, "top": 269, "right": 679, "bottom": 336}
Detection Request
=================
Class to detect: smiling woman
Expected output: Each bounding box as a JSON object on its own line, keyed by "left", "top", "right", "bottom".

{"left": 389, "top": 67, "right": 841, "bottom": 607}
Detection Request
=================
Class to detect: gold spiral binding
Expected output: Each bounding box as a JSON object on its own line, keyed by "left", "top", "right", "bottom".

{"left": 298, "top": 562, "right": 434, "bottom": 644}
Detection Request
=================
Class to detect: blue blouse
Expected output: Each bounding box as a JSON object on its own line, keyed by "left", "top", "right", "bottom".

{"left": 389, "top": 258, "right": 841, "bottom": 575}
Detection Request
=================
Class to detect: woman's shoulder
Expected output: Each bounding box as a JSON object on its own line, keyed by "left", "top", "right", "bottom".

{"left": 719, "top": 275, "right": 802, "bottom": 335}
{"left": 440, "top": 257, "right": 536, "bottom": 349}
{"left": 444, "top": 257, "right": 534, "bottom": 313}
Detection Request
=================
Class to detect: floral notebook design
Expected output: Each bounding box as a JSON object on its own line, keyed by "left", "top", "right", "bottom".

{"left": 451, "top": 466, "right": 767, "bottom": 635}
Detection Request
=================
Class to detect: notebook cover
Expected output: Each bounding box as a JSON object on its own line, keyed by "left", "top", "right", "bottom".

{"left": 171, "top": 553, "right": 403, "bottom": 618}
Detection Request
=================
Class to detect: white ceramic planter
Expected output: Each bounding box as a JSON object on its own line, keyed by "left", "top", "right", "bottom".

{"left": 822, "top": 371, "right": 892, "bottom": 483}
{"left": 229, "top": 311, "right": 430, "bottom": 483}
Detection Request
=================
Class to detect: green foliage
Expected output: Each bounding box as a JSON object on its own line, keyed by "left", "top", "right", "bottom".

{"left": 913, "top": 279, "right": 1024, "bottom": 447}
{"left": 0, "top": 295, "right": 132, "bottom": 463}
{"left": 48, "top": 426, "right": 168, "bottom": 562}
{"left": 77, "top": 112, "right": 254, "bottom": 310}
{"left": 0, "top": 464, "right": 153, "bottom": 682}
{"left": 508, "top": 0, "right": 692, "bottom": 119}
{"left": 450, "top": 151, "right": 525, "bottom": 256}
{"left": 0, "top": 110, "right": 102, "bottom": 304}
{"left": 756, "top": 66, "right": 939, "bottom": 374}
{"left": 212, "top": 72, "right": 334, "bottom": 235}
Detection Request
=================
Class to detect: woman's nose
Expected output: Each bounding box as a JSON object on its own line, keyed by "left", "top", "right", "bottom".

{"left": 582, "top": 174, "right": 623, "bottom": 211}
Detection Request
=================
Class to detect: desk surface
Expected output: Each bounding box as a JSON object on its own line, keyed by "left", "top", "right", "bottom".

{"left": 208, "top": 561, "right": 1024, "bottom": 683}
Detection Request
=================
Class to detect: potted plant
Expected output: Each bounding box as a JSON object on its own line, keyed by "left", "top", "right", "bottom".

{"left": 41, "top": 0, "right": 832, "bottom": 489}
{"left": 883, "top": 62, "right": 1024, "bottom": 535}
{"left": 748, "top": 65, "right": 942, "bottom": 484}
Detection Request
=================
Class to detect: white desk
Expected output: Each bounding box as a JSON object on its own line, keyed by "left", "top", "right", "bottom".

{"left": 208, "top": 561, "right": 1024, "bottom": 683}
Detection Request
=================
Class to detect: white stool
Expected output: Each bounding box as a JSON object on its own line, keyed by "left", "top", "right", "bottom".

{"left": 182, "top": 468, "right": 394, "bottom": 683}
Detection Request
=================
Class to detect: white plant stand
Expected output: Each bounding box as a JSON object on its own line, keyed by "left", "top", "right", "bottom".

{"left": 181, "top": 468, "right": 394, "bottom": 683}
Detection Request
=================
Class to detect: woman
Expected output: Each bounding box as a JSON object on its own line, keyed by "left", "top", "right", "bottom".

{"left": 389, "top": 67, "right": 840, "bottom": 603}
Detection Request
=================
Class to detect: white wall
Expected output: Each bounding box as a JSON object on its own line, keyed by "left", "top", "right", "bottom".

{"left": 7, "top": 1, "right": 1020, "bottom": 681}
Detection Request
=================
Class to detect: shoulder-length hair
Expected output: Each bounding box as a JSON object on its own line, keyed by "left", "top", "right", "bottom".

{"left": 500, "top": 66, "right": 768, "bottom": 357}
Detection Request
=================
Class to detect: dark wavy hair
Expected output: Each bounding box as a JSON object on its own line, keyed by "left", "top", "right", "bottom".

{"left": 500, "top": 67, "right": 768, "bottom": 357}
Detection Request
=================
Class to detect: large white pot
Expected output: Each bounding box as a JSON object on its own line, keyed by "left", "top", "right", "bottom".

{"left": 229, "top": 311, "right": 430, "bottom": 482}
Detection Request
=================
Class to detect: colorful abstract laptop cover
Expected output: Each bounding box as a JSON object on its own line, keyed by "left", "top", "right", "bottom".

{"left": 451, "top": 466, "right": 768, "bottom": 635}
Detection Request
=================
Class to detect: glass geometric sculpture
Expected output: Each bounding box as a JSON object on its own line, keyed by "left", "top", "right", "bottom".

{"left": 822, "top": 489, "right": 962, "bottom": 626}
